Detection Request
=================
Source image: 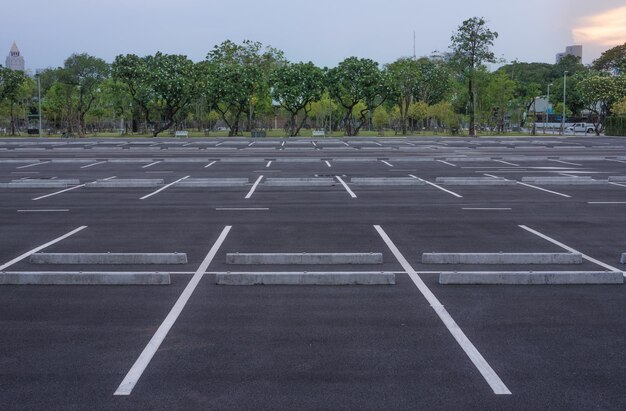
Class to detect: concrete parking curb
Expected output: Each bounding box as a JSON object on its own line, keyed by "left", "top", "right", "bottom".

{"left": 86, "top": 179, "right": 163, "bottom": 188}
{"left": 422, "top": 253, "right": 583, "bottom": 264}
{"left": 0, "top": 272, "right": 171, "bottom": 285}
{"left": 30, "top": 253, "right": 187, "bottom": 265}
{"left": 350, "top": 178, "right": 424, "bottom": 186}
{"left": 226, "top": 253, "right": 383, "bottom": 265}
{"left": 264, "top": 178, "right": 335, "bottom": 186}
{"left": 215, "top": 271, "right": 395, "bottom": 285}
{"left": 178, "top": 178, "right": 249, "bottom": 187}
{"left": 435, "top": 177, "right": 514, "bottom": 186}
{"left": 521, "top": 177, "right": 605, "bottom": 185}
{"left": 621, "top": 254, "right": 626, "bottom": 264}
{"left": 439, "top": 271, "right": 624, "bottom": 285}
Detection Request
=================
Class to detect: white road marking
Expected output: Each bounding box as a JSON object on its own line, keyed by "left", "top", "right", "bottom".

{"left": 248, "top": 142, "right": 255, "bottom": 147}
{"left": 204, "top": 161, "right": 217, "bottom": 168}
{"left": 245, "top": 175, "right": 264, "bottom": 199}
{"left": 215, "top": 142, "right": 223, "bottom": 146}
{"left": 493, "top": 160, "right": 519, "bottom": 167}
{"left": 281, "top": 141, "right": 285, "bottom": 148}
{"left": 325, "top": 161, "right": 332, "bottom": 168}
{"left": 515, "top": 182, "right": 571, "bottom": 198}
{"left": 483, "top": 174, "right": 500, "bottom": 179}
{"left": 0, "top": 226, "right": 87, "bottom": 271}
{"left": 374, "top": 225, "right": 511, "bottom": 395}
{"left": 140, "top": 176, "right": 190, "bottom": 200}
{"left": 18, "top": 209, "right": 69, "bottom": 212}
{"left": 437, "top": 160, "right": 457, "bottom": 167}
{"left": 335, "top": 176, "right": 357, "bottom": 198}
{"left": 142, "top": 161, "right": 161, "bottom": 169}
{"left": 312, "top": 141, "right": 318, "bottom": 147}
{"left": 607, "top": 159, "right": 626, "bottom": 164}
{"left": 114, "top": 226, "right": 232, "bottom": 396}
{"left": 32, "top": 184, "right": 86, "bottom": 201}
{"left": 374, "top": 142, "right": 383, "bottom": 146}
{"left": 609, "top": 182, "right": 626, "bottom": 188}
{"left": 558, "top": 172, "right": 579, "bottom": 177}
{"left": 588, "top": 201, "right": 626, "bottom": 204}
{"left": 463, "top": 208, "right": 512, "bottom": 210}
{"left": 409, "top": 175, "right": 462, "bottom": 198}
{"left": 266, "top": 161, "right": 272, "bottom": 168}
{"left": 381, "top": 160, "right": 394, "bottom": 167}
{"left": 519, "top": 225, "right": 623, "bottom": 274}
{"left": 342, "top": 142, "right": 349, "bottom": 146}
{"left": 550, "top": 159, "right": 582, "bottom": 166}
{"left": 81, "top": 161, "right": 107, "bottom": 169}
{"left": 17, "top": 161, "right": 50, "bottom": 169}
{"left": 216, "top": 208, "right": 269, "bottom": 211}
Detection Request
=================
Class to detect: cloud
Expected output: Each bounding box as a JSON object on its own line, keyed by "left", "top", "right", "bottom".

{"left": 573, "top": 6, "right": 626, "bottom": 46}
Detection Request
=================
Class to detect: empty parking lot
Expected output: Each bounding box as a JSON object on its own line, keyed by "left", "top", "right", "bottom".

{"left": 1, "top": 136, "right": 626, "bottom": 410}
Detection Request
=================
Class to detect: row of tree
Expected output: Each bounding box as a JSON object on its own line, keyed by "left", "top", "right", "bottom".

{"left": 2, "top": 17, "right": 626, "bottom": 137}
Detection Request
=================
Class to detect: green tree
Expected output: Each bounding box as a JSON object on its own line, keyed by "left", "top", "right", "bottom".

{"left": 450, "top": 17, "right": 498, "bottom": 136}
{"left": 0, "top": 67, "right": 29, "bottom": 135}
{"left": 387, "top": 58, "right": 421, "bottom": 135}
{"left": 56, "top": 53, "right": 109, "bottom": 137}
{"left": 372, "top": 106, "right": 388, "bottom": 133}
{"left": 270, "top": 62, "right": 325, "bottom": 136}
{"left": 592, "top": 43, "right": 626, "bottom": 74}
{"left": 327, "top": 57, "right": 390, "bottom": 136}
{"left": 577, "top": 73, "right": 626, "bottom": 135}
{"left": 614, "top": 97, "right": 626, "bottom": 116}
{"left": 111, "top": 54, "right": 154, "bottom": 132}
{"left": 204, "top": 40, "right": 284, "bottom": 136}
{"left": 484, "top": 71, "right": 517, "bottom": 133}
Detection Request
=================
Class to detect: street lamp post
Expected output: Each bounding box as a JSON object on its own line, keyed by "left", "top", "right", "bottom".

{"left": 36, "top": 71, "right": 42, "bottom": 138}
{"left": 545, "top": 84, "right": 552, "bottom": 134}
{"left": 561, "top": 71, "right": 568, "bottom": 135}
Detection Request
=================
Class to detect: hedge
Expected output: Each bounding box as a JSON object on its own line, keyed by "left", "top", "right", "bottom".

{"left": 605, "top": 117, "right": 626, "bottom": 136}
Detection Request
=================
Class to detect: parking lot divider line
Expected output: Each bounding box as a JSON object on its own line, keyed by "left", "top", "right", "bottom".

{"left": 81, "top": 161, "right": 107, "bottom": 169}
{"left": 515, "top": 182, "right": 571, "bottom": 198}
{"left": 588, "top": 202, "right": 626, "bottom": 204}
{"left": 550, "top": 159, "right": 582, "bottom": 166}
{"left": 437, "top": 160, "right": 457, "bottom": 167}
{"left": 204, "top": 161, "right": 217, "bottom": 168}
{"left": 140, "top": 176, "right": 190, "bottom": 200}
{"left": 325, "top": 161, "right": 332, "bottom": 168}
{"left": 245, "top": 176, "right": 264, "bottom": 199}
{"left": 335, "top": 176, "right": 357, "bottom": 198}
{"left": 374, "top": 225, "right": 511, "bottom": 395}
{"left": 519, "top": 225, "right": 623, "bottom": 274}
{"left": 114, "top": 225, "right": 232, "bottom": 396}
{"left": 266, "top": 161, "right": 272, "bottom": 168}
{"left": 409, "top": 175, "right": 462, "bottom": 198}
{"left": 609, "top": 182, "right": 626, "bottom": 188}
{"left": 0, "top": 226, "right": 87, "bottom": 271}
{"left": 32, "top": 184, "right": 86, "bottom": 201}
{"left": 382, "top": 161, "right": 394, "bottom": 167}
{"left": 142, "top": 161, "right": 161, "bottom": 169}
{"left": 17, "top": 161, "right": 50, "bottom": 169}
{"left": 607, "top": 159, "right": 626, "bottom": 164}
{"left": 17, "top": 209, "right": 70, "bottom": 212}
{"left": 493, "top": 160, "right": 519, "bottom": 167}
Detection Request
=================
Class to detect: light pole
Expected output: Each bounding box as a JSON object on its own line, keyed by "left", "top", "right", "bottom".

{"left": 545, "top": 84, "right": 552, "bottom": 134}
{"left": 36, "top": 71, "right": 42, "bottom": 137}
{"left": 561, "top": 71, "right": 568, "bottom": 135}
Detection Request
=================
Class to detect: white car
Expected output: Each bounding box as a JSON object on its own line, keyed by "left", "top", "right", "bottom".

{"left": 566, "top": 123, "right": 597, "bottom": 134}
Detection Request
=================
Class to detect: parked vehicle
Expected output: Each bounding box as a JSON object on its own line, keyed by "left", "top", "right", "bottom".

{"left": 565, "top": 123, "right": 597, "bottom": 134}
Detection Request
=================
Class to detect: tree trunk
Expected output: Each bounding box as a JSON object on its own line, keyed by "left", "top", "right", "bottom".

{"left": 9, "top": 103, "right": 16, "bottom": 135}
{"left": 468, "top": 77, "right": 476, "bottom": 137}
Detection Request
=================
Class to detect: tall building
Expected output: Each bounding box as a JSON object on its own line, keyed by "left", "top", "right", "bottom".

{"left": 5, "top": 42, "right": 25, "bottom": 71}
{"left": 555, "top": 45, "right": 583, "bottom": 63}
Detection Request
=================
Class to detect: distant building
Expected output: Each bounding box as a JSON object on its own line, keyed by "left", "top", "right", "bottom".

{"left": 555, "top": 45, "right": 582, "bottom": 63}
{"left": 5, "top": 42, "right": 25, "bottom": 71}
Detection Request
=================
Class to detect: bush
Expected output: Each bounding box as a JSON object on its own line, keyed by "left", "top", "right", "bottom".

{"left": 605, "top": 117, "right": 626, "bottom": 136}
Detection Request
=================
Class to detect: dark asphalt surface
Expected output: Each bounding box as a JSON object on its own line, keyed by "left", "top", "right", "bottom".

{"left": 0, "top": 136, "right": 625, "bottom": 410}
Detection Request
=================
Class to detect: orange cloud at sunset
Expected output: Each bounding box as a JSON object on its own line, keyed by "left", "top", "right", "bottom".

{"left": 573, "top": 6, "right": 626, "bottom": 46}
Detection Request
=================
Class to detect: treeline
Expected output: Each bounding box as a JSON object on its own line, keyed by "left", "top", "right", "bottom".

{"left": 1, "top": 17, "right": 626, "bottom": 137}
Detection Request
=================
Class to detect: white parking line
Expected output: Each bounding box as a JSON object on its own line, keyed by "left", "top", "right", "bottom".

{"left": 374, "top": 225, "right": 511, "bottom": 395}
{"left": 381, "top": 160, "right": 394, "bottom": 167}
{"left": 607, "top": 159, "right": 626, "bottom": 164}
{"left": 437, "top": 160, "right": 457, "bottom": 167}
{"left": 519, "top": 225, "right": 623, "bottom": 274}
{"left": 342, "top": 142, "right": 349, "bottom": 147}
{"left": 609, "top": 182, "right": 626, "bottom": 188}
{"left": 493, "top": 160, "right": 519, "bottom": 167}
{"left": 32, "top": 184, "right": 86, "bottom": 201}
{"left": 140, "top": 176, "right": 190, "bottom": 200}
{"left": 281, "top": 141, "right": 285, "bottom": 148}
{"left": 204, "top": 161, "right": 217, "bottom": 168}
{"left": 245, "top": 175, "right": 264, "bottom": 199}
{"left": 515, "top": 182, "right": 571, "bottom": 198}
{"left": 409, "top": 175, "right": 462, "bottom": 198}
{"left": 588, "top": 201, "right": 626, "bottom": 204}
{"left": 312, "top": 141, "right": 318, "bottom": 147}
{"left": 335, "top": 176, "right": 357, "bottom": 198}
{"left": 248, "top": 142, "right": 255, "bottom": 147}
{"left": 550, "top": 159, "right": 582, "bottom": 166}
{"left": 374, "top": 142, "right": 382, "bottom": 146}
{"left": 325, "top": 161, "right": 332, "bottom": 168}
{"left": 142, "top": 161, "right": 161, "bottom": 169}
{"left": 17, "top": 161, "right": 50, "bottom": 169}
{"left": 483, "top": 174, "right": 500, "bottom": 179}
{"left": 18, "top": 209, "right": 70, "bottom": 212}
{"left": 114, "top": 225, "right": 232, "bottom": 396}
{"left": 463, "top": 208, "right": 512, "bottom": 211}
{"left": 215, "top": 142, "right": 223, "bottom": 147}
{"left": 0, "top": 226, "right": 87, "bottom": 271}
{"left": 81, "top": 161, "right": 107, "bottom": 169}
{"left": 216, "top": 208, "right": 269, "bottom": 211}
{"left": 266, "top": 161, "right": 272, "bottom": 168}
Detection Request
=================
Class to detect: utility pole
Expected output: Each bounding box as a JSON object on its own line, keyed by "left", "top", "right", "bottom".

{"left": 36, "top": 70, "right": 42, "bottom": 137}
{"left": 545, "top": 84, "right": 552, "bottom": 134}
{"left": 562, "top": 71, "right": 568, "bottom": 135}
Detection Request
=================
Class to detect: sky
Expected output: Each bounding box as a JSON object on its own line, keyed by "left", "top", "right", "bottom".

{"left": 2, "top": 0, "right": 626, "bottom": 71}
